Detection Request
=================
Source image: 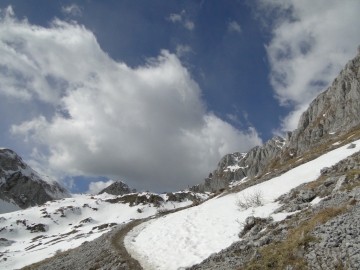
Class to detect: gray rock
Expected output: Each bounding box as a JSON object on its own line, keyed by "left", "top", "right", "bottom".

{"left": 191, "top": 47, "right": 360, "bottom": 194}
{"left": 297, "top": 190, "right": 316, "bottom": 203}
{"left": 324, "top": 177, "right": 336, "bottom": 187}
{"left": 191, "top": 136, "right": 285, "bottom": 193}
{"left": 347, "top": 143, "right": 356, "bottom": 149}
{"left": 0, "top": 149, "right": 70, "bottom": 213}
{"left": 98, "top": 181, "right": 131, "bottom": 196}
{"left": 285, "top": 49, "right": 360, "bottom": 159}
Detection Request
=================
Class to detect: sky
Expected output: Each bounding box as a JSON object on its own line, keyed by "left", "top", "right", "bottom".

{"left": 1, "top": 0, "right": 360, "bottom": 194}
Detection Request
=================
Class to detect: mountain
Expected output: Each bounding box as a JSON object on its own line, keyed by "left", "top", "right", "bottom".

{"left": 1, "top": 48, "right": 360, "bottom": 269}
{"left": 98, "top": 180, "right": 132, "bottom": 196}
{"left": 0, "top": 190, "right": 209, "bottom": 268}
{"left": 191, "top": 46, "right": 360, "bottom": 194}
{"left": 0, "top": 148, "right": 71, "bottom": 214}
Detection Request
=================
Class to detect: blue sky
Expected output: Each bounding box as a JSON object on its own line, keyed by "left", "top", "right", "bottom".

{"left": 1, "top": 0, "right": 360, "bottom": 194}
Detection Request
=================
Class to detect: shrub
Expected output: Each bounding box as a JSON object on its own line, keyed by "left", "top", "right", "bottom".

{"left": 156, "top": 207, "right": 170, "bottom": 215}
{"left": 235, "top": 189, "right": 264, "bottom": 210}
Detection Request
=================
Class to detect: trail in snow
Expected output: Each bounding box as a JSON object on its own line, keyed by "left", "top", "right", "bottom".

{"left": 0, "top": 193, "right": 193, "bottom": 269}
{"left": 125, "top": 140, "right": 360, "bottom": 270}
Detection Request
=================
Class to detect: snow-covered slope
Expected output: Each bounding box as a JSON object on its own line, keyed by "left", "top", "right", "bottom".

{"left": 124, "top": 140, "right": 360, "bottom": 270}
{"left": 0, "top": 148, "right": 70, "bottom": 213}
{"left": 0, "top": 191, "right": 208, "bottom": 269}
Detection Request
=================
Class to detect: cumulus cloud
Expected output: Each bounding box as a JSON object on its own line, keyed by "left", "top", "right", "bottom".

{"left": 87, "top": 180, "right": 115, "bottom": 194}
{"left": 227, "top": 21, "right": 241, "bottom": 33}
{"left": 1, "top": 7, "right": 262, "bottom": 192}
{"left": 61, "top": 4, "right": 82, "bottom": 16}
{"left": 254, "top": 0, "right": 360, "bottom": 132}
{"left": 167, "top": 10, "right": 195, "bottom": 31}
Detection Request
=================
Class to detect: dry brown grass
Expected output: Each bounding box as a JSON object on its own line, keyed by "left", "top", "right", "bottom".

{"left": 243, "top": 205, "right": 348, "bottom": 270}
{"left": 305, "top": 175, "right": 328, "bottom": 190}
{"left": 20, "top": 248, "right": 76, "bottom": 270}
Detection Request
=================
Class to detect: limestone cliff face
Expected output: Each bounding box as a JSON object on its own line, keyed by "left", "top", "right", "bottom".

{"left": 286, "top": 46, "right": 360, "bottom": 157}
{"left": 190, "top": 137, "right": 285, "bottom": 192}
{"left": 192, "top": 46, "right": 360, "bottom": 193}
{"left": 0, "top": 148, "right": 71, "bottom": 213}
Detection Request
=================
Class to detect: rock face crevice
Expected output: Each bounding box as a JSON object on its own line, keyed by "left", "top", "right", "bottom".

{"left": 191, "top": 47, "right": 360, "bottom": 193}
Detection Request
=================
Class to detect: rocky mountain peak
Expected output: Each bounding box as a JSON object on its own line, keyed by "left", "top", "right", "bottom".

{"left": 285, "top": 48, "right": 360, "bottom": 159}
{"left": 191, "top": 47, "right": 360, "bottom": 193}
{"left": 0, "top": 148, "right": 71, "bottom": 214}
{"left": 98, "top": 181, "right": 132, "bottom": 196}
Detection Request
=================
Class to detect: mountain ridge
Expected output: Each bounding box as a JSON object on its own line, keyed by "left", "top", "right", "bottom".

{"left": 191, "top": 46, "right": 360, "bottom": 194}
{"left": 0, "top": 148, "right": 71, "bottom": 214}
{"left": 1, "top": 47, "right": 360, "bottom": 270}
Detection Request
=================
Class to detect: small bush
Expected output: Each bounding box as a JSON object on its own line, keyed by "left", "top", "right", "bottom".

{"left": 235, "top": 189, "right": 264, "bottom": 210}
{"left": 156, "top": 207, "right": 170, "bottom": 215}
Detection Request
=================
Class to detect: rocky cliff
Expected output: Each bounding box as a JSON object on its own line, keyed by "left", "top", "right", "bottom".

{"left": 285, "top": 46, "right": 360, "bottom": 160}
{"left": 188, "top": 148, "right": 360, "bottom": 270}
{"left": 190, "top": 137, "right": 285, "bottom": 192}
{"left": 98, "top": 181, "right": 132, "bottom": 196}
{"left": 192, "top": 46, "right": 360, "bottom": 193}
{"left": 0, "top": 148, "right": 71, "bottom": 213}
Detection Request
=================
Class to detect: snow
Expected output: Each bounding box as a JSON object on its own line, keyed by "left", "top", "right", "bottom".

{"left": 0, "top": 192, "right": 195, "bottom": 269}
{"left": 311, "top": 196, "right": 323, "bottom": 205}
{"left": 224, "top": 164, "right": 248, "bottom": 172}
{"left": 275, "top": 139, "right": 285, "bottom": 148}
{"left": 125, "top": 140, "right": 360, "bottom": 270}
{"left": 229, "top": 177, "right": 248, "bottom": 188}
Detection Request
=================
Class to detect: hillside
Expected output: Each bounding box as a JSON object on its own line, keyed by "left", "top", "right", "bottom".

{"left": 0, "top": 148, "right": 71, "bottom": 214}
{"left": 1, "top": 48, "right": 360, "bottom": 269}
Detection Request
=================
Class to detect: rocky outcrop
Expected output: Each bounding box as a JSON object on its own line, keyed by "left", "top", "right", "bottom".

{"left": 188, "top": 152, "right": 360, "bottom": 270}
{"left": 98, "top": 181, "right": 131, "bottom": 196}
{"left": 285, "top": 46, "right": 360, "bottom": 159}
{"left": 190, "top": 136, "right": 285, "bottom": 192}
{"left": 0, "top": 149, "right": 70, "bottom": 213}
{"left": 192, "top": 47, "right": 360, "bottom": 193}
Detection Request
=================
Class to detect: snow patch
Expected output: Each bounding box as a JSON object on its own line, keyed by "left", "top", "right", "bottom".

{"left": 0, "top": 192, "right": 198, "bottom": 269}
{"left": 125, "top": 139, "right": 360, "bottom": 270}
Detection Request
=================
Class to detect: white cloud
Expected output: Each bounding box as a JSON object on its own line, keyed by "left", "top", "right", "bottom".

{"left": 168, "top": 13, "right": 182, "bottom": 23}
{"left": 254, "top": 0, "right": 360, "bottom": 132}
{"left": 228, "top": 21, "right": 241, "bottom": 33}
{"left": 226, "top": 114, "right": 241, "bottom": 125}
{"left": 184, "top": 21, "right": 195, "bottom": 31}
{"left": 2, "top": 8, "right": 262, "bottom": 191}
{"left": 167, "top": 11, "right": 195, "bottom": 31}
{"left": 87, "top": 180, "right": 115, "bottom": 194}
{"left": 61, "top": 4, "right": 82, "bottom": 17}
{"left": 176, "top": 44, "right": 193, "bottom": 57}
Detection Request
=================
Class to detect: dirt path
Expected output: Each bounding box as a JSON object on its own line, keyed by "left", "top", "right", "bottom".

{"left": 110, "top": 219, "right": 146, "bottom": 270}
{"left": 20, "top": 219, "right": 148, "bottom": 270}
{"left": 21, "top": 204, "right": 200, "bottom": 269}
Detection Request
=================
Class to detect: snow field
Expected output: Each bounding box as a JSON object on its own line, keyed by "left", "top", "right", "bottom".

{"left": 0, "top": 193, "right": 192, "bottom": 269}
{"left": 125, "top": 140, "right": 360, "bottom": 270}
